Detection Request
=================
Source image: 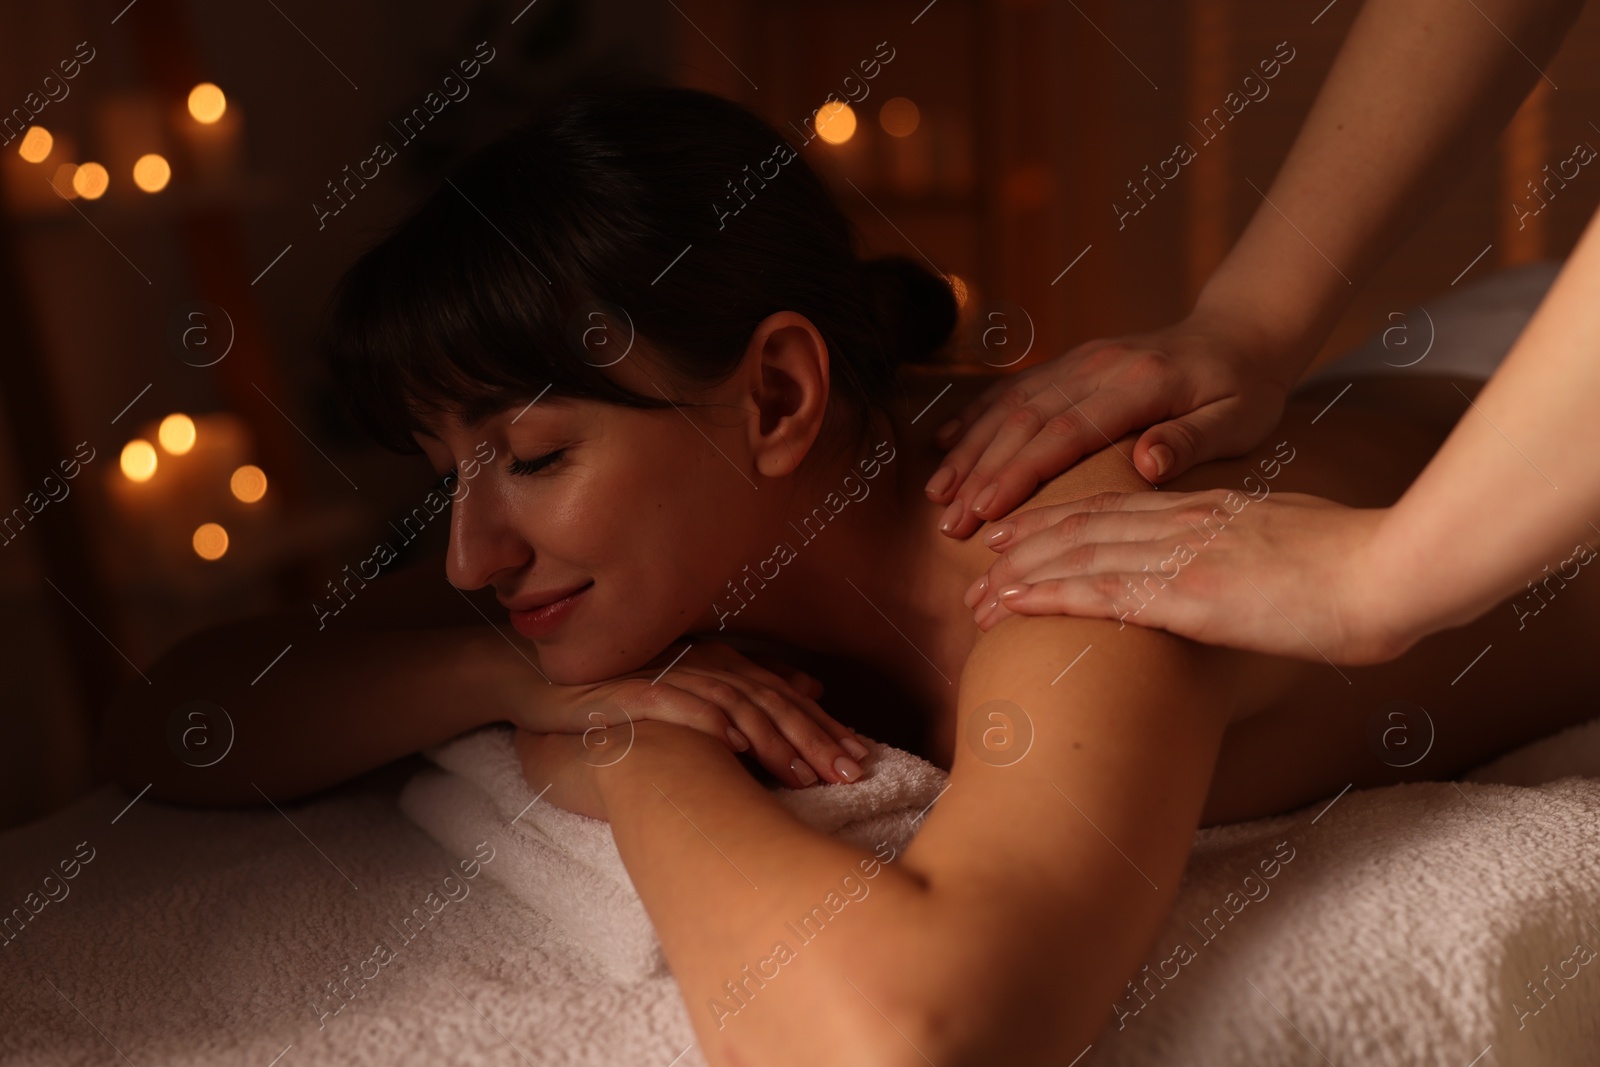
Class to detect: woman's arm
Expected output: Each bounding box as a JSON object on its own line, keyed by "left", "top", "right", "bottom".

{"left": 572, "top": 617, "right": 1233, "bottom": 1067}
{"left": 98, "top": 544, "right": 867, "bottom": 805}
{"left": 94, "top": 556, "right": 530, "bottom": 805}
{"left": 928, "top": 0, "right": 1586, "bottom": 524}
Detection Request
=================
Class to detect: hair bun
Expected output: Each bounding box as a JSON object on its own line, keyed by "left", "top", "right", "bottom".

{"left": 863, "top": 255, "right": 958, "bottom": 366}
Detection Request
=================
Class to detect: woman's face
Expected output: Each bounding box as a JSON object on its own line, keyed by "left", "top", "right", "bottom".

{"left": 411, "top": 358, "right": 784, "bottom": 684}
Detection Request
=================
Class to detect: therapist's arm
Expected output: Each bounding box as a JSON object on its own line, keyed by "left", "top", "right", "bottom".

{"left": 930, "top": 0, "right": 1586, "bottom": 532}
{"left": 1369, "top": 200, "right": 1600, "bottom": 643}
{"left": 967, "top": 201, "right": 1600, "bottom": 664}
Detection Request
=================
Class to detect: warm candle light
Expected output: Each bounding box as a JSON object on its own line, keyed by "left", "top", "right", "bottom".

{"left": 158, "top": 413, "right": 197, "bottom": 454}
{"left": 50, "top": 162, "right": 79, "bottom": 198}
{"left": 230, "top": 464, "right": 267, "bottom": 503}
{"left": 188, "top": 83, "right": 227, "bottom": 124}
{"left": 72, "top": 161, "right": 109, "bottom": 199}
{"left": 946, "top": 273, "right": 969, "bottom": 307}
{"left": 121, "top": 439, "right": 158, "bottom": 481}
{"left": 18, "top": 127, "right": 52, "bottom": 163}
{"left": 133, "top": 153, "right": 171, "bottom": 192}
{"left": 816, "top": 101, "right": 857, "bottom": 145}
{"left": 879, "top": 97, "right": 920, "bottom": 138}
{"left": 192, "top": 522, "right": 229, "bottom": 560}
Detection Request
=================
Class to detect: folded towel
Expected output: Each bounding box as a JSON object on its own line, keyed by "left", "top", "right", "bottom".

{"left": 398, "top": 765, "right": 667, "bottom": 980}
{"left": 399, "top": 717, "right": 1600, "bottom": 1066}
{"left": 401, "top": 724, "right": 946, "bottom": 981}
{"left": 1465, "top": 714, "right": 1600, "bottom": 788}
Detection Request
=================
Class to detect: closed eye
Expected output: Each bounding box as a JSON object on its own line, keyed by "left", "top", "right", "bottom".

{"left": 440, "top": 448, "right": 566, "bottom": 486}
{"left": 507, "top": 448, "right": 565, "bottom": 476}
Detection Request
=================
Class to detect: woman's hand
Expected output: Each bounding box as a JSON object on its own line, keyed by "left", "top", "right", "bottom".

{"left": 507, "top": 639, "right": 870, "bottom": 789}
{"left": 964, "top": 490, "right": 1417, "bottom": 665}
{"left": 925, "top": 310, "right": 1292, "bottom": 538}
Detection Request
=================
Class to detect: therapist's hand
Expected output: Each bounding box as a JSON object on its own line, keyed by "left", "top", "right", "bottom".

{"left": 926, "top": 310, "right": 1292, "bottom": 538}
{"left": 965, "top": 490, "right": 1416, "bottom": 666}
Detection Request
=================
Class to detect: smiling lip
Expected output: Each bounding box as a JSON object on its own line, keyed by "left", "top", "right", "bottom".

{"left": 507, "top": 582, "right": 592, "bottom": 639}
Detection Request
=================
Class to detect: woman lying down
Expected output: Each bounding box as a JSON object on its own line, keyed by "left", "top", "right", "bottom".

{"left": 98, "top": 86, "right": 1600, "bottom": 1066}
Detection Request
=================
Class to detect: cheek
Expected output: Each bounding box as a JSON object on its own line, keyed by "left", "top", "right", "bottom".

{"left": 547, "top": 435, "right": 775, "bottom": 677}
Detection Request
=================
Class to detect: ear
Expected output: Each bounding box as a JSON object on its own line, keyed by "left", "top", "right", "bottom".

{"left": 742, "top": 311, "right": 830, "bottom": 479}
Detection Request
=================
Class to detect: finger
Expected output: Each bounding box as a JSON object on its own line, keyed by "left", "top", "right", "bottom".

{"left": 722, "top": 650, "right": 828, "bottom": 704}
{"left": 660, "top": 674, "right": 819, "bottom": 785}
{"left": 925, "top": 378, "right": 1045, "bottom": 507}
{"left": 959, "top": 384, "right": 1171, "bottom": 529}
{"left": 931, "top": 365, "right": 1050, "bottom": 454}
{"left": 972, "top": 527, "right": 1198, "bottom": 608}
{"left": 979, "top": 492, "right": 1177, "bottom": 552}
{"left": 663, "top": 671, "right": 838, "bottom": 788}
{"left": 972, "top": 540, "right": 1177, "bottom": 628}
{"left": 693, "top": 671, "right": 865, "bottom": 784}
{"left": 691, "top": 643, "right": 842, "bottom": 733}
{"left": 936, "top": 388, "right": 1100, "bottom": 539}
{"left": 616, "top": 684, "right": 742, "bottom": 748}
{"left": 677, "top": 653, "right": 838, "bottom": 739}
{"left": 966, "top": 508, "right": 1171, "bottom": 607}
{"left": 1133, "top": 392, "right": 1276, "bottom": 483}
{"left": 975, "top": 574, "right": 1139, "bottom": 631}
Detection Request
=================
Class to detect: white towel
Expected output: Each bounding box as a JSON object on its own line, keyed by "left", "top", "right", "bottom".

{"left": 399, "top": 724, "right": 946, "bottom": 981}
{"left": 398, "top": 718, "right": 1600, "bottom": 1067}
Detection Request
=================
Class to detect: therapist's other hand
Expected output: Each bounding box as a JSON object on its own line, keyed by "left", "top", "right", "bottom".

{"left": 965, "top": 490, "right": 1413, "bottom": 665}
{"left": 926, "top": 312, "right": 1290, "bottom": 538}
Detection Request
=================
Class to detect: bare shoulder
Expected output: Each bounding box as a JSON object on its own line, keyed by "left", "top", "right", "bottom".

{"left": 989, "top": 435, "right": 1154, "bottom": 530}
{"left": 956, "top": 434, "right": 1230, "bottom": 735}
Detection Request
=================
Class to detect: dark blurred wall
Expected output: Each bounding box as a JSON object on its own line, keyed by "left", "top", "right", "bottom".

{"left": 0, "top": 0, "right": 673, "bottom": 829}
{"left": 4, "top": 0, "right": 1600, "bottom": 830}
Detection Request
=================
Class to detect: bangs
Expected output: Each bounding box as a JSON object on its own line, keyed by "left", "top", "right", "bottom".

{"left": 320, "top": 138, "right": 673, "bottom": 455}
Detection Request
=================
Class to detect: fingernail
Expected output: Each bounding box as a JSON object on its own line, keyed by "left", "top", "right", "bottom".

{"left": 984, "top": 523, "right": 1014, "bottom": 547}
{"left": 963, "top": 575, "right": 988, "bottom": 608}
{"left": 971, "top": 484, "right": 998, "bottom": 515}
{"left": 939, "top": 500, "right": 964, "bottom": 534}
{"left": 834, "top": 755, "right": 863, "bottom": 783}
{"left": 841, "top": 736, "right": 870, "bottom": 760}
{"left": 1149, "top": 443, "right": 1173, "bottom": 478}
{"left": 998, "top": 584, "right": 1029, "bottom": 600}
{"left": 924, "top": 466, "right": 955, "bottom": 497}
{"left": 935, "top": 418, "right": 961, "bottom": 443}
{"left": 727, "top": 727, "right": 750, "bottom": 752}
{"left": 791, "top": 758, "right": 818, "bottom": 786}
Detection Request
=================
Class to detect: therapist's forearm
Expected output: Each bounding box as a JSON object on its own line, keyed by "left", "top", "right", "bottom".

{"left": 1195, "top": 0, "right": 1584, "bottom": 381}
{"left": 1368, "top": 202, "right": 1600, "bottom": 644}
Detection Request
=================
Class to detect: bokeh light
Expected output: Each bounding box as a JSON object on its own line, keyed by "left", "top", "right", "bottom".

{"left": 72, "top": 162, "right": 109, "bottom": 200}
{"left": 18, "top": 127, "right": 52, "bottom": 163}
{"left": 816, "top": 101, "right": 857, "bottom": 145}
{"left": 133, "top": 153, "right": 171, "bottom": 193}
{"left": 946, "top": 273, "right": 969, "bottom": 307}
{"left": 193, "top": 523, "right": 229, "bottom": 560}
{"left": 188, "top": 83, "right": 227, "bottom": 124}
{"left": 120, "top": 440, "right": 158, "bottom": 482}
{"left": 50, "top": 163, "right": 79, "bottom": 199}
{"left": 230, "top": 465, "right": 267, "bottom": 503}
{"left": 879, "top": 97, "right": 921, "bottom": 138}
{"left": 158, "top": 413, "right": 196, "bottom": 454}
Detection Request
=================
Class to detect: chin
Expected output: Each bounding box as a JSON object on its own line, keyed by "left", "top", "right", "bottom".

{"left": 533, "top": 625, "right": 678, "bottom": 688}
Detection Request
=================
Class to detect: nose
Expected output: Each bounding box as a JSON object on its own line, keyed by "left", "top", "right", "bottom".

{"left": 443, "top": 480, "right": 531, "bottom": 592}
